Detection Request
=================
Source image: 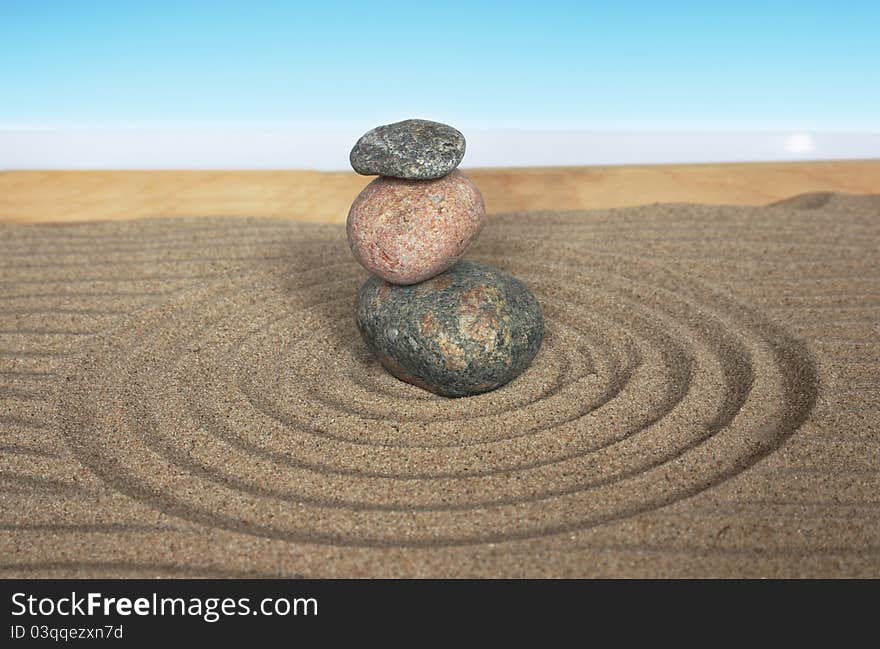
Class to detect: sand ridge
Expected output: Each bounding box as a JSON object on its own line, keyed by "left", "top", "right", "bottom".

{"left": 0, "top": 192, "right": 878, "bottom": 577}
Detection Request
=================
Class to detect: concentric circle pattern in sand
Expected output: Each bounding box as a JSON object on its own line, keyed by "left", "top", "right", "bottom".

{"left": 55, "top": 218, "right": 818, "bottom": 548}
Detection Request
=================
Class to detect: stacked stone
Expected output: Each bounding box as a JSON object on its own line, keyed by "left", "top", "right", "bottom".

{"left": 347, "top": 119, "right": 543, "bottom": 397}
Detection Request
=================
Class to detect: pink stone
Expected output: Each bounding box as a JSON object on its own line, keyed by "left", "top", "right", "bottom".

{"left": 347, "top": 171, "right": 486, "bottom": 285}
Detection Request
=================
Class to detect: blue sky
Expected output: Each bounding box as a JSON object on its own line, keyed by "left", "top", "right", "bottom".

{"left": 1, "top": 0, "right": 878, "bottom": 130}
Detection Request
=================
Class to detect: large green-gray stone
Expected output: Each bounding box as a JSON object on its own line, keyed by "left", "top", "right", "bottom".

{"left": 355, "top": 261, "right": 543, "bottom": 397}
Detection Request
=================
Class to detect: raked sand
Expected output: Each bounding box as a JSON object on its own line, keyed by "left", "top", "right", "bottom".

{"left": 1, "top": 192, "right": 878, "bottom": 577}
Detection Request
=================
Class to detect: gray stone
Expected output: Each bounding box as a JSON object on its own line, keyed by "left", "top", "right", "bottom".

{"left": 350, "top": 119, "right": 466, "bottom": 180}
{"left": 355, "top": 261, "right": 544, "bottom": 397}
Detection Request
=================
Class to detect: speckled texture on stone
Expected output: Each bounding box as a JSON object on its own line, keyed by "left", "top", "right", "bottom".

{"left": 356, "top": 260, "right": 544, "bottom": 397}
{"left": 350, "top": 119, "right": 466, "bottom": 180}
{"left": 347, "top": 170, "right": 486, "bottom": 285}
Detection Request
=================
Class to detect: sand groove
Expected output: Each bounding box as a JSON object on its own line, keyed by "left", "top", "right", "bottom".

{"left": 1, "top": 193, "right": 878, "bottom": 576}
{"left": 54, "top": 225, "right": 819, "bottom": 546}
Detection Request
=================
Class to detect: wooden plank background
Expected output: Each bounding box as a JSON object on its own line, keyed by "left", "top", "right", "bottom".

{"left": 1, "top": 160, "right": 879, "bottom": 224}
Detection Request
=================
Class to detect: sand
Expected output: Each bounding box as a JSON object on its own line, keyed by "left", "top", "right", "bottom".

{"left": 0, "top": 191, "right": 878, "bottom": 578}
